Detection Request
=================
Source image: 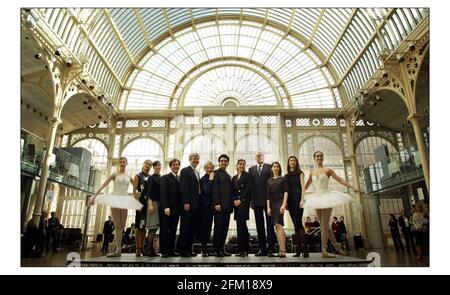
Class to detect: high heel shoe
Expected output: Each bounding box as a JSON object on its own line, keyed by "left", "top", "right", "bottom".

{"left": 278, "top": 250, "right": 286, "bottom": 258}
{"left": 333, "top": 243, "right": 346, "bottom": 256}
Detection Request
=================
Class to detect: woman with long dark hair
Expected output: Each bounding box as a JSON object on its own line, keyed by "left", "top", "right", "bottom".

{"left": 266, "top": 162, "right": 289, "bottom": 258}
{"left": 232, "top": 159, "right": 252, "bottom": 257}
{"left": 285, "top": 155, "right": 309, "bottom": 257}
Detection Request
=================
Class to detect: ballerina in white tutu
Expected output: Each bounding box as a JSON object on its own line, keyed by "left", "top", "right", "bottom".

{"left": 90, "top": 157, "right": 143, "bottom": 257}
{"left": 302, "top": 151, "right": 362, "bottom": 258}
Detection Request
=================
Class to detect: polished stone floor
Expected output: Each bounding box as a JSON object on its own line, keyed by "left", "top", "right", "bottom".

{"left": 21, "top": 248, "right": 429, "bottom": 267}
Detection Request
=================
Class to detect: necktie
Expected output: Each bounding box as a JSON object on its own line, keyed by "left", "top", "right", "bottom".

{"left": 258, "top": 164, "right": 262, "bottom": 176}
{"left": 176, "top": 174, "right": 179, "bottom": 182}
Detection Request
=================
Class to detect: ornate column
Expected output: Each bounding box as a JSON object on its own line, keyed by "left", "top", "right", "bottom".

{"left": 226, "top": 113, "right": 235, "bottom": 174}
{"left": 408, "top": 113, "right": 429, "bottom": 190}
{"left": 344, "top": 115, "right": 368, "bottom": 248}
{"left": 32, "top": 117, "right": 62, "bottom": 224}
{"left": 94, "top": 116, "right": 117, "bottom": 236}
{"left": 277, "top": 113, "right": 288, "bottom": 166}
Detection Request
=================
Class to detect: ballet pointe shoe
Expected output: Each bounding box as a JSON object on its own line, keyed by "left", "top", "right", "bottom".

{"left": 333, "top": 243, "right": 346, "bottom": 256}
{"left": 107, "top": 251, "right": 121, "bottom": 257}
{"left": 321, "top": 250, "right": 336, "bottom": 258}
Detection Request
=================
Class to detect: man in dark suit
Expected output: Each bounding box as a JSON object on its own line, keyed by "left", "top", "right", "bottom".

{"left": 160, "top": 158, "right": 182, "bottom": 258}
{"left": 399, "top": 210, "right": 415, "bottom": 254}
{"left": 249, "top": 152, "right": 276, "bottom": 256}
{"left": 212, "top": 154, "right": 234, "bottom": 257}
{"left": 38, "top": 211, "right": 48, "bottom": 255}
{"left": 46, "top": 211, "right": 61, "bottom": 253}
{"left": 102, "top": 216, "right": 115, "bottom": 253}
{"left": 178, "top": 153, "right": 201, "bottom": 257}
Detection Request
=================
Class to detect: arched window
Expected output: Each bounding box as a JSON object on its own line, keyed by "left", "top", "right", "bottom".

{"left": 182, "top": 134, "right": 226, "bottom": 171}
{"left": 72, "top": 138, "right": 108, "bottom": 170}
{"left": 355, "top": 136, "right": 397, "bottom": 192}
{"left": 121, "top": 137, "right": 164, "bottom": 175}
{"left": 234, "top": 134, "right": 280, "bottom": 169}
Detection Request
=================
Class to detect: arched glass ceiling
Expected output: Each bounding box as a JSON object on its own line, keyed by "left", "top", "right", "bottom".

{"left": 27, "top": 8, "right": 429, "bottom": 108}
{"left": 123, "top": 20, "right": 336, "bottom": 110}
{"left": 183, "top": 65, "right": 278, "bottom": 107}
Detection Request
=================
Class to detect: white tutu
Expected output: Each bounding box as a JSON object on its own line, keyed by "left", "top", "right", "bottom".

{"left": 304, "top": 191, "right": 355, "bottom": 209}
{"left": 95, "top": 194, "right": 143, "bottom": 210}
{"left": 303, "top": 173, "right": 357, "bottom": 217}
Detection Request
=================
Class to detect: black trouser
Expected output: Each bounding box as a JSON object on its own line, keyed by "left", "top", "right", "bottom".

{"left": 236, "top": 219, "right": 249, "bottom": 252}
{"left": 213, "top": 208, "right": 231, "bottom": 252}
{"left": 288, "top": 205, "right": 309, "bottom": 254}
{"left": 102, "top": 234, "right": 112, "bottom": 251}
{"left": 197, "top": 206, "right": 214, "bottom": 250}
{"left": 391, "top": 230, "right": 405, "bottom": 251}
{"left": 402, "top": 228, "right": 415, "bottom": 254}
{"left": 159, "top": 209, "right": 180, "bottom": 255}
{"left": 178, "top": 208, "right": 198, "bottom": 254}
{"left": 37, "top": 232, "right": 45, "bottom": 254}
{"left": 46, "top": 231, "right": 58, "bottom": 252}
{"left": 253, "top": 206, "right": 276, "bottom": 252}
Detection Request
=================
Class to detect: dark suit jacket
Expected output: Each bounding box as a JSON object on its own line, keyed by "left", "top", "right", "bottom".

{"left": 200, "top": 174, "right": 213, "bottom": 208}
{"left": 144, "top": 174, "right": 162, "bottom": 202}
{"left": 160, "top": 173, "right": 181, "bottom": 213}
{"left": 212, "top": 168, "right": 234, "bottom": 210}
{"left": 180, "top": 166, "right": 200, "bottom": 210}
{"left": 47, "top": 217, "right": 61, "bottom": 233}
{"left": 232, "top": 172, "right": 253, "bottom": 220}
{"left": 249, "top": 163, "right": 272, "bottom": 207}
{"left": 103, "top": 220, "right": 115, "bottom": 235}
{"left": 398, "top": 216, "right": 411, "bottom": 231}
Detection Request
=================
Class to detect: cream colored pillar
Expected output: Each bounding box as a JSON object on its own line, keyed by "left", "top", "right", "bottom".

{"left": 32, "top": 117, "right": 62, "bottom": 225}
{"left": 94, "top": 117, "right": 117, "bottom": 236}
{"left": 408, "top": 113, "right": 429, "bottom": 191}
{"left": 344, "top": 116, "right": 368, "bottom": 248}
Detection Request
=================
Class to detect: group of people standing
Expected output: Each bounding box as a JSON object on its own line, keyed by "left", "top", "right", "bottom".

{"left": 92, "top": 150, "right": 361, "bottom": 259}
{"left": 389, "top": 204, "right": 429, "bottom": 261}
{"left": 23, "top": 211, "right": 62, "bottom": 257}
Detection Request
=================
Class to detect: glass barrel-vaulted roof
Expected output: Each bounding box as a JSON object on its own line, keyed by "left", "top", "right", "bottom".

{"left": 122, "top": 20, "right": 337, "bottom": 110}
{"left": 26, "top": 8, "right": 429, "bottom": 110}
{"left": 183, "top": 65, "right": 279, "bottom": 107}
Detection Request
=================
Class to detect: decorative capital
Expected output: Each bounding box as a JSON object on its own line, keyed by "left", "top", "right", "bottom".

{"left": 407, "top": 113, "right": 421, "bottom": 122}
{"left": 49, "top": 117, "right": 62, "bottom": 127}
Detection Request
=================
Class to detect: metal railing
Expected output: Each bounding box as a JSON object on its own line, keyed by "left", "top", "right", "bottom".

{"left": 361, "top": 146, "right": 424, "bottom": 193}
{"left": 21, "top": 129, "right": 104, "bottom": 194}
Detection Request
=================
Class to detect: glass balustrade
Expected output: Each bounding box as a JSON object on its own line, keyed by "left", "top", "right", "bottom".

{"left": 21, "top": 129, "right": 105, "bottom": 194}
{"left": 361, "top": 146, "right": 424, "bottom": 193}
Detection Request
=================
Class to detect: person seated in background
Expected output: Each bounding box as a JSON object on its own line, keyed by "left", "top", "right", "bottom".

{"left": 122, "top": 223, "right": 136, "bottom": 252}
{"left": 304, "top": 216, "right": 313, "bottom": 233}
{"left": 312, "top": 217, "right": 321, "bottom": 229}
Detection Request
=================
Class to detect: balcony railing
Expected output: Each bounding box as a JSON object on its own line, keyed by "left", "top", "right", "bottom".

{"left": 21, "top": 129, "right": 103, "bottom": 194}
{"left": 361, "top": 147, "right": 425, "bottom": 193}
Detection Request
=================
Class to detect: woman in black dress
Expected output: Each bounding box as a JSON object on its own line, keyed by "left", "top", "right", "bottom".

{"left": 144, "top": 161, "right": 162, "bottom": 257}
{"left": 285, "top": 156, "right": 309, "bottom": 257}
{"left": 232, "top": 159, "right": 252, "bottom": 257}
{"left": 133, "top": 159, "right": 152, "bottom": 257}
{"left": 198, "top": 161, "right": 215, "bottom": 257}
{"left": 266, "top": 162, "right": 289, "bottom": 258}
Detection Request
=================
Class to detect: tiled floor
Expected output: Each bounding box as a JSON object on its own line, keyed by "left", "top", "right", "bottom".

{"left": 21, "top": 248, "right": 429, "bottom": 267}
